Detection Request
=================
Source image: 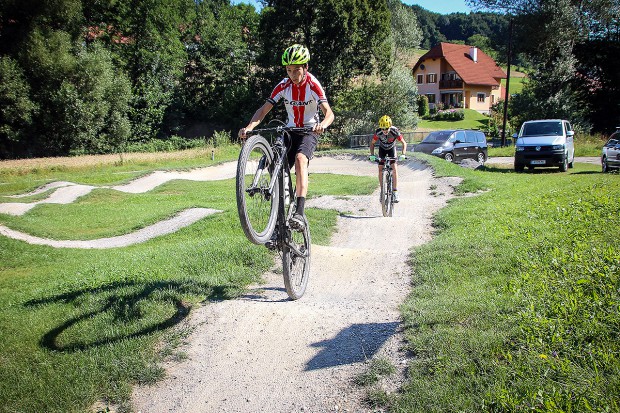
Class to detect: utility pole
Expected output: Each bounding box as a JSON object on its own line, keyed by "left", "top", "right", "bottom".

{"left": 501, "top": 18, "right": 513, "bottom": 147}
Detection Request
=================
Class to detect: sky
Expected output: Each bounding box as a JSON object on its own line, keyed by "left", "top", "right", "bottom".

{"left": 230, "top": 0, "right": 474, "bottom": 15}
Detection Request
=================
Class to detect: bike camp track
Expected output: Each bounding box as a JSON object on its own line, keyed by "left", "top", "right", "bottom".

{"left": 1, "top": 155, "right": 460, "bottom": 411}
{"left": 130, "top": 155, "right": 460, "bottom": 412}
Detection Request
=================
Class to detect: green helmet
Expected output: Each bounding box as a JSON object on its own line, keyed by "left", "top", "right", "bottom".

{"left": 282, "top": 44, "right": 310, "bottom": 66}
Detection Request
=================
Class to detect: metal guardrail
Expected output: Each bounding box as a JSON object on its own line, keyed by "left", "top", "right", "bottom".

{"left": 349, "top": 131, "right": 514, "bottom": 148}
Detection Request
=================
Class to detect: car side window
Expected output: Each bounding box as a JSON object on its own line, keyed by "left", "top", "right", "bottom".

{"left": 465, "top": 131, "right": 477, "bottom": 143}
{"left": 454, "top": 131, "right": 466, "bottom": 143}
{"left": 476, "top": 132, "right": 485, "bottom": 143}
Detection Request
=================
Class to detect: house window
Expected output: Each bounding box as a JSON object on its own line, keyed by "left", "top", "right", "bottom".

{"left": 426, "top": 94, "right": 436, "bottom": 104}
{"left": 477, "top": 93, "right": 486, "bottom": 103}
{"left": 417, "top": 74, "right": 424, "bottom": 84}
{"left": 426, "top": 73, "right": 437, "bottom": 83}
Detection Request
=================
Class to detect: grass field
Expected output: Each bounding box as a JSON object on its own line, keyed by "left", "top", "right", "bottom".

{"left": 382, "top": 154, "right": 619, "bottom": 412}
{"left": 417, "top": 108, "right": 491, "bottom": 131}
{"left": 1, "top": 147, "right": 618, "bottom": 412}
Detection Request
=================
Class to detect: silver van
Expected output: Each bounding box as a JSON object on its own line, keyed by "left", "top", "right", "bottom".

{"left": 513, "top": 119, "right": 575, "bottom": 172}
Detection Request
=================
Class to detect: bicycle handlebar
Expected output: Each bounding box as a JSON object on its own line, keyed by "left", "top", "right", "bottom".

{"left": 369, "top": 156, "right": 404, "bottom": 163}
{"left": 248, "top": 126, "right": 314, "bottom": 134}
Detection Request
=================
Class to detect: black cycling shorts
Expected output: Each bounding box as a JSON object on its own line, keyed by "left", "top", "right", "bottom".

{"left": 378, "top": 146, "right": 397, "bottom": 165}
{"left": 287, "top": 131, "right": 318, "bottom": 169}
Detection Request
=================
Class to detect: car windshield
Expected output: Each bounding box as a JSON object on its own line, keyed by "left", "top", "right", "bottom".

{"left": 421, "top": 131, "right": 452, "bottom": 143}
{"left": 522, "top": 121, "right": 563, "bottom": 137}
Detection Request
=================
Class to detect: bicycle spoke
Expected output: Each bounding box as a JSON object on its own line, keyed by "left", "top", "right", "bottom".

{"left": 236, "top": 135, "right": 279, "bottom": 244}
{"left": 283, "top": 219, "right": 310, "bottom": 300}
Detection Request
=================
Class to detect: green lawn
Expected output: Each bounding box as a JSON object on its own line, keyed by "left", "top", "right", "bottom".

{"left": 384, "top": 154, "right": 619, "bottom": 412}
{"left": 0, "top": 147, "right": 376, "bottom": 412}
{"left": 417, "top": 108, "right": 491, "bottom": 131}
{"left": 501, "top": 72, "right": 527, "bottom": 95}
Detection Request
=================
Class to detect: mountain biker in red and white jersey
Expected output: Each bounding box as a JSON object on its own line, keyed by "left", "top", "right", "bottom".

{"left": 238, "top": 44, "right": 334, "bottom": 233}
{"left": 369, "top": 115, "right": 407, "bottom": 203}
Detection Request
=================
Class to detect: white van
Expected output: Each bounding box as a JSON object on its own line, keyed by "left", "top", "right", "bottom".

{"left": 513, "top": 119, "right": 575, "bottom": 172}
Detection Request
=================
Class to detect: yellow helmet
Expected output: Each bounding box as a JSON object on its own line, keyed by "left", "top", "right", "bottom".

{"left": 282, "top": 44, "right": 310, "bottom": 66}
{"left": 379, "top": 115, "right": 392, "bottom": 129}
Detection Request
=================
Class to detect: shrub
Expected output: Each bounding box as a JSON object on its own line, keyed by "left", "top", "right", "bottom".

{"left": 0, "top": 56, "right": 37, "bottom": 158}
{"left": 429, "top": 108, "right": 465, "bottom": 121}
{"left": 417, "top": 95, "right": 429, "bottom": 117}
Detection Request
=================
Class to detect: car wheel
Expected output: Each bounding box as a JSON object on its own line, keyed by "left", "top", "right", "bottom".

{"left": 444, "top": 152, "right": 454, "bottom": 162}
{"left": 514, "top": 162, "right": 524, "bottom": 172}
{"left": 559, "top": 155, "right": 568, "bottom": 172}
{"left": 476, "top": 152, "right": 486, "bottom": 164}
{"left": 602, "top": 157, "right": 608, "bottom": 173}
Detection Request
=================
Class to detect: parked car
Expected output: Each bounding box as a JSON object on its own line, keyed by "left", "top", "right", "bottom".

{"left": 513, "top": 119, "right": 575, "bottom": 172}
{"left": 602, "top": 130, "right": 620, "bottom": 173}
{"left": 414, "top": 130, "right": 488, "bottom": 163}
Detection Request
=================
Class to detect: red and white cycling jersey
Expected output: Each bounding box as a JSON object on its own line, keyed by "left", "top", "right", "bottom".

{"left": 267, "top": 72, "right": 328, "bottom": 128}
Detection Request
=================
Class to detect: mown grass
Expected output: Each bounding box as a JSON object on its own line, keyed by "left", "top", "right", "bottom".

{"left": 418, "top": 108, "right": 490, "bottom": 131}
{"left": 0, "top": 147, "right": 376, "bottom": 412}
{"left": 386, "top": 154, "right": 619, "bottom": 412}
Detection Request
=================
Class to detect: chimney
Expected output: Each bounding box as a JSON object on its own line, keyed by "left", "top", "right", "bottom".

{"left": 470, "top": 46, "right": 478, "bottom": 63}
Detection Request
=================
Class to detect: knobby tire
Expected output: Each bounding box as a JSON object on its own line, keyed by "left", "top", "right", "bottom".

{"left": 282, "top": 216, "right": 311, "bottom": 300}
{"left": 382, "top": 169, "right": 393, "bottom": 217}
{"left": 236, "top": 135, "right": 279, "bottom": 244}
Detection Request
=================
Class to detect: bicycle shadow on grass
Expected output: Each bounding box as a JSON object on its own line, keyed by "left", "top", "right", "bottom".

{"left": 305, "top": 321, "right": 399, "bottom": 370}
{"left": 24, "top": 279, "right": 233, "bottom": 352}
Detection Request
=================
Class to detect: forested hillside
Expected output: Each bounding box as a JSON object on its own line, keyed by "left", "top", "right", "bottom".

{"left": 409, "top": 5, "right": 509, "bottom": 59}
{"left": 0, "top": 0, "right": 421, "bottom": 159}
{"left": 0, "top": 0, "right": 618, "bottom": 159}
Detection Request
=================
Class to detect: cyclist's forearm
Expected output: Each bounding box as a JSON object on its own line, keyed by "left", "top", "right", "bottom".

{"left": 245, "top": 102, "right": 273, "bottom": 131}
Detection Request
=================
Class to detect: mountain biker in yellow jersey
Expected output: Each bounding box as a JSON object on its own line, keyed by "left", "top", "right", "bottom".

{"left": 238, "top": 44, "right": 334, "bottom": 234}
{"left": 369, "top": 115, "right": 407, "bottom": 203}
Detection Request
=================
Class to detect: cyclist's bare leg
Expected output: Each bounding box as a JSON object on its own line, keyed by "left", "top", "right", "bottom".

{"left": 294, "top": 153, "right": 309, "bottom": 198}
{"left": 377, "top": 164, "right": 383, "bottom": 188}
{"left": 289, "top": 153, "right": 310, "bottom": 231}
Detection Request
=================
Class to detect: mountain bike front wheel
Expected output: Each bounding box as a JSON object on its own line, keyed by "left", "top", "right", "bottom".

{"left": 381, "top": 169, "right": 394, "bottom": 217}
{"left": 236, "top": 134, "right": 279, "bottom": 245}
{"left": 282, "top": 217, "right": 311, "bottom": 300}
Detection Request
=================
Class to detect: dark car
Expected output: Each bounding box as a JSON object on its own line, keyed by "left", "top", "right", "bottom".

{"left": 414, "top": 130, "right": 488, "bottom": 163}
{"left": 602, "top": 130, "right": 620, "bottom": 173}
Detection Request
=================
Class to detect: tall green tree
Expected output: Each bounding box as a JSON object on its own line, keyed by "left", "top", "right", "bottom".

{"left": 121, "top": 0, "right": 195, "bottom": 140}
{"left": 179, "top": 1, "right": 260, "bottom": 127}
{"left": 470, "top": 0, "right": 620, "bottom": 131}
{"left": 388, "top": 0, "right": 422, "bottom": 62}
{"left": 257, "top": 0, "right": 392, "bottom": 98}
{"left": 0, "top": 56, "right": 37, "bottom": 158}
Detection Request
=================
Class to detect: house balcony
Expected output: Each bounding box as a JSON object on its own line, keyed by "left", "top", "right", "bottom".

{"left": 439, "top": 79, "right": 463, "bottom": 89}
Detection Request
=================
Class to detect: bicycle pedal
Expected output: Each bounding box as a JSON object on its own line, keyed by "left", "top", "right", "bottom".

{"left": 264, "top": 240, "right": 278, "bottom": 250}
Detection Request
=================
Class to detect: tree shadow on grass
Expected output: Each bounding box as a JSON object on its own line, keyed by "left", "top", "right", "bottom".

{"left": 24, "top": 279, "right": 234, "bottom": 352}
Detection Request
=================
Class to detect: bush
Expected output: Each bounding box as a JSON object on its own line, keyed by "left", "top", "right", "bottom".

{"left": 0, "top": 56, "right": 37, "bottom": 158}
{"left": 417, "top": 95, "right": 429, "bottom": 117}
{"left": 429, "top": 108, "right": 465, "bottom": 121}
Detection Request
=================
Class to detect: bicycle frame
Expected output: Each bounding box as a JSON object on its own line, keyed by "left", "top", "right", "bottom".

{"left": 374, "top": 156, "right": 398, "bottom": 217}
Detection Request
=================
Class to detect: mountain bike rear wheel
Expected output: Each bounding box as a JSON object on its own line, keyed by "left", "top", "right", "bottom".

{"left": 236, "top": 135, "right": 279, "bottom": 244}
{"left": 282, "top": 217, "right": 311, "bottom": 300}
{"left": 381, "top": 169, "right": 393, "bottom": 217}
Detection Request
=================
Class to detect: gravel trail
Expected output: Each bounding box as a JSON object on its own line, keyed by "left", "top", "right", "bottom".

{"left": 130, "top": 155, "right": 458, "bottom": 412}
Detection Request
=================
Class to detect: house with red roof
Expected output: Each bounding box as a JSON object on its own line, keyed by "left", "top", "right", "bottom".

{"left": 412, "top": 42, "right": 507, "bottom": 114}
